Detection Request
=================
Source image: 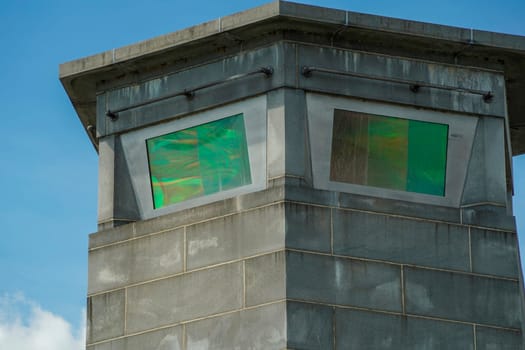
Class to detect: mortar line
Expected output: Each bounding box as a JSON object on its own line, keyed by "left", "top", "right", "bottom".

{"left": 468, "top": 226, "right": 473, "bottom": 272}
{"left": 473, "top": 324, "right": 477, "bottom": 350}
{"left": 182, "top": 324, "right": 187, "bottom": 350}
{"left": 330, "top": 208, "right": 334, "bottom": 255}
{"left": 124, "top": 287, "right": 128, "bottom": 334}
{"left": 332, "top": 306, "right": 336, "bottom": 350}
{"left": 243, "top": 260, "right": 246, "bottom": 308}
{"left": 183, "top": 226, "right": 187, "bottom": 272}
{"left": 401, "top": 265, "right": 406, "bottom": 314}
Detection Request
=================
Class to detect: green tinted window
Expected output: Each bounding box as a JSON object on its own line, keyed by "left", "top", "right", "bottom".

{"left": 330, "top": 109, "right": 448, "bottom": 196}
{"left": 147, "top": 114, "right": 252, "bottom": 209}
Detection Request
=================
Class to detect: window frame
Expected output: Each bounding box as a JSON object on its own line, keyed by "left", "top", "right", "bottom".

{"left": 121, "top": 96, "right": 267, "bottom": 219}
{"left": 306, "top": 93, "right": 478, "bottom": 207}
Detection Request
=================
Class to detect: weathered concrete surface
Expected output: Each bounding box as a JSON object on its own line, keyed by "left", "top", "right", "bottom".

{"left": 185, "top": 204, "right": 284, "bottom": 270}
{"left": 405, "top": 266, "right": 521, "bottom": 328}
{"left": 286, "top": 251, "right": 402, "bottom": 312}
{"left": 333, "top": 209, "right": 470, "bottom": 271}
{"left": 335, "top": 308, "right": 475, "bottom": 350}
{"left": 86, "top": 185, "right": 524, "bottom": 348}
{"left": 60, "top": 1, "right": 525, "bottom": 154}
{"left": 126, "top": 262, "right": 243, "bottom": 333}
{"left": 186, "top": 302, "right": 286, "bottom": 350}
{"left": 75, "top": 2, "right": 525, "bottom": 349}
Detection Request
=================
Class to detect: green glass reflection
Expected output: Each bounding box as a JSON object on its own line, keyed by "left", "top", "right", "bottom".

{"left": 147, "top": 114, "right": 252, "bottom": 209}
{"left": 330, "top": 109, "right": 448, "bottom": 196}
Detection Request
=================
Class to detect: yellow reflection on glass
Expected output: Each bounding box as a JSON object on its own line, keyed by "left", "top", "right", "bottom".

{"left": 147, "top": 114, "right": 252, "bottom": 209}
{"left": 330, "top": 109, "right": 448, "bottom": 196}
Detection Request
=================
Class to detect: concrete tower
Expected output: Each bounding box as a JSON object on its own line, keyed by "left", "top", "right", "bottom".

{"left": 61, "top": 2, "right": 525, "bottom": 349}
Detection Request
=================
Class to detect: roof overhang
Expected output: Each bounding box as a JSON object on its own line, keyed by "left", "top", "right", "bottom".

{"left": 60, "top": 0, "right": 525, "bottom": 155}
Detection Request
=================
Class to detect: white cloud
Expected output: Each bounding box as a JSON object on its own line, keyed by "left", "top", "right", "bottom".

{"left": 0, "top": 293, "right": 85, "bottom": 350}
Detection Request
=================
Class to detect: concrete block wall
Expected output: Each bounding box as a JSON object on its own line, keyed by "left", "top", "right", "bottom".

{"left": 87, "top": 181, "right": 523, "bottom": 349}
{"left": 282, "top": 192, "right": 522, "bottom": 349}
{"left": 87, "top": 193, "right": 287, "bottom": 349}
{"left": 85, "top": 27, "right": 523, "bottom": 350}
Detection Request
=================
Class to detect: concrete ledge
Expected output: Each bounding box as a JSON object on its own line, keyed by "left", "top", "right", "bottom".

{"left": 59, "top": 1, "right": 525, "bottom": 154}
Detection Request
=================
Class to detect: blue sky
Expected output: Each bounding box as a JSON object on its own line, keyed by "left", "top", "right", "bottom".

{"left": 0, "top": 1, "right": 524, "bottom": 348}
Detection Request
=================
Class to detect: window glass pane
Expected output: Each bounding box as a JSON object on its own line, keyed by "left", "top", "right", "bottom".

{"left": 330, "top": 109, "right": 448, "bottom": 196}
{"left": 147, "top": 113, "right": 252, "bottom": 209}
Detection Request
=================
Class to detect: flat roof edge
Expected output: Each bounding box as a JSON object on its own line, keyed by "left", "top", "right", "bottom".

{"left": 59, "top": 1, "right": 525, "bottom": 80}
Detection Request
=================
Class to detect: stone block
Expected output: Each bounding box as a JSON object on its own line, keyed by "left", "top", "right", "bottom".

{"left": 471, "top": 228, "right": 519, "bottom": 278}
{"left": 333, "top": 210, "right": 469, "bottom": 271}
{"left": 186, "top": 204, "right": 285, "bottom": 270}
{"left": 284, "top": 88, "right": 308, "bottom": 178}
{"left": 267, "top": 89, "right": 285, "bottom": 179}
{"left": 404, "top": 266, "right": 521, "bottom": 329}
{"left": 285, "top": 203, "right": 331, "bottom": 253}
{"left": 245, "top": 251, "right": 286, "bottom": 307}
{"left": 287, "top": 301, "right": 333, "bottom": 349}
{"left": 88, "top": 228, "right": 184, "bottom": 294}
{"left": 87, "top": 289, "right": 125, "bottom": 343}
{"left": 186, "top": 302, "right": 286, "bottom": 350}
{"left": 89, "top": 223, "right": 134, "bottom": 249}
{"left": 286, "top": 251, "right": 401, "bottom": 312}
{"left": 126, "top": 262, "right": 242, "bottom": 333}
{"left": 461, "top": 117, "right": 507, "bottom": 206}
{"left": 461, "top": 204, "right": 516, "bottom": 231}
{"left": 335, "top": 308, "right": 474, "bottom": 349}
{"left": 87, "top": 326, "right": 182, "bottom": 350}
{"left": 476, "top": 326, "right": 523, "bottom": 350}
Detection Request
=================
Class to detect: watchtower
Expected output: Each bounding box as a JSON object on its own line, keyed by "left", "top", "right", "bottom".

{"left": 60, "top": 2, "right": 525, "bottom": 348}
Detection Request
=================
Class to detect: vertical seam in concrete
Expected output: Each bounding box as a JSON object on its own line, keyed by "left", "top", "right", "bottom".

{"left": 345, "top": 11, "right": 349, "bottom": 26}
{"left": 124, "top": 287, "right": 128, "bottom": 334}
{"left": 219, "top": 17, "right": 222, "bottom": 32}
{"left": 330, "top": 208, "right": 334, "bottom": 254}
{"left": 242, "top": 260, "right": 246, "bottom": 308}
{"left": 401, "top": 265, "right": 406, "bottom": 314}
{"left": 295, "top": 44, "right": 299, "bottom": 88}
{"left": 473, "top": 324, "right": 477, "bottom": 350}
{"left": 468, "top": 226, "right": 473, "bottom": 272}
{"left": 182, "top": 323, "right": 187, "bottom": 350}
{"left": 332, "top": 306, "right": 336, "bottom": 350}
{"left": 183, "top": 226, "right": 187, "bottom": 272}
